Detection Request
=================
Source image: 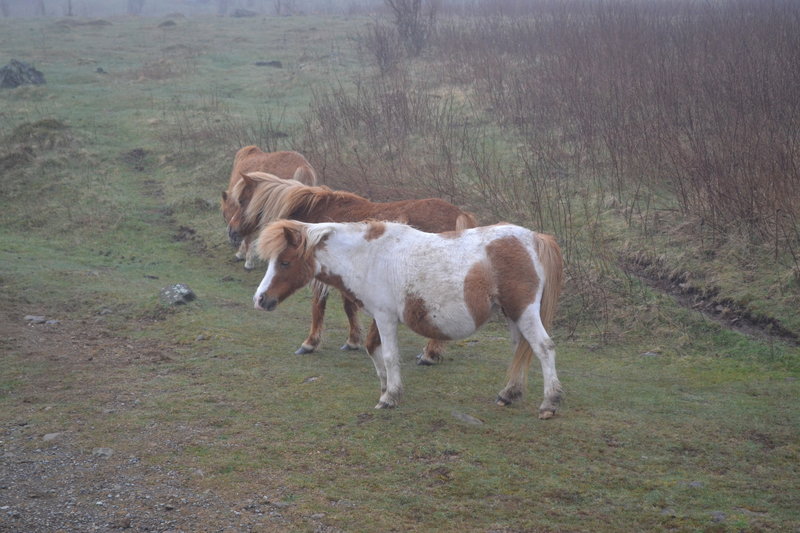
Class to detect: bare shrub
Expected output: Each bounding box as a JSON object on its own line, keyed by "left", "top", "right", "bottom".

{"left": 301, "top": 0, "right": 800, "bottom": 334}
{"left": 358, "top": 22, "right": 404, "bottom": 76}
{"left": 384, "top": 0, "right": 437, "bottom": 57}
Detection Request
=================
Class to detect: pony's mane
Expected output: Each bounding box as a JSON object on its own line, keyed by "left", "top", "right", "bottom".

{"left": 256, "top": 219, "right": 334, "bottom": 261}
{"left": 241, "top": 172, "right": 363, "bottom": 226}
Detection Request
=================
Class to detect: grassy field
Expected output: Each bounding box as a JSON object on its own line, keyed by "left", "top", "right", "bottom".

{"left": 1, "top": 10, "right": 798, "bottom": 533}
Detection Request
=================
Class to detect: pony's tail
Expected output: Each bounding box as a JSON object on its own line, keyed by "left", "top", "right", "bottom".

{"left": 456, "top": 211, "right": 478, "bottom": 231}
{"left": 506, "top": 337, "right": 534, "bottom": 392}
{"left": 534, "top": 233, "right": 563, "bottom": 332}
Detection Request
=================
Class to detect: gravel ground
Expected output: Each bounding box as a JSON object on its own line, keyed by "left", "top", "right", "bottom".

{"left": 0, "top": 310, "right": 337, "bottom": 533}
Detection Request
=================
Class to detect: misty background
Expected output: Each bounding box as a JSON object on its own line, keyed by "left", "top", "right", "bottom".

{"left": 0, "top": 0, "right": 391, "bottom": 17}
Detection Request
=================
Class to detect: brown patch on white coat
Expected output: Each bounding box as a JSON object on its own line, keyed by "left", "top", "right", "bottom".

{"left": 402, "top": 294, "right": 450, "bottom": 341}
{"left": 364, "top": 220, "right": 387, "bottom": 241}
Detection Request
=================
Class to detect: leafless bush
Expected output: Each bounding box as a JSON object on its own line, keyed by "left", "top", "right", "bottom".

{"left": 358, "top": 22, "right": 404, "bottom": 75}
{"left": 433, "top": 0, "right": 800, "bottom": 254}
{"left": 302, "top": 0, "right": 800, "bottom": 333}
{"left": 384, "top": 0, "right": 437, "bottom": 57}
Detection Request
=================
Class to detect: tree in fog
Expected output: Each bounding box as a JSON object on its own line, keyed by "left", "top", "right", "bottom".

{"left": 385, "top": 0, "right": 438, "bottom": 57}
{"left": 127, "top": 0, "right": 145, "bottom": 15}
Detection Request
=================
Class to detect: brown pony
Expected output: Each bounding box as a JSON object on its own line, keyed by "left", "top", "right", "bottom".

{"left": 227, "top": 171, "right": 478, "bottom": 363}
{"left": 221, "top": 146, "right": 317, "bottom": 269}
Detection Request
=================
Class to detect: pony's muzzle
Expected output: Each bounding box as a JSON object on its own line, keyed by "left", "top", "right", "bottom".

{"left": 228, "top": 226, "right": 243, "bottom": 247}
{"left": 255, "top": 293, "right": 278, "bottom": 312}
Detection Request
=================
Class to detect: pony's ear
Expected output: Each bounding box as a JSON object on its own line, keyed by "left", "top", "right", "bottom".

{"left": 240, "top": 172, "right": 255, "bottom": 187}
{"left": 306, "top": 225, "right": 334, "bottom": 248}
{"left": 283, "top": 224, "right": 302, "bottom": 248}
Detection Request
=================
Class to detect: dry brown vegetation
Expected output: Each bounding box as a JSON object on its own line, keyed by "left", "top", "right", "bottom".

{"left": 301, "top": 0, "right": 800, "bottom": 338}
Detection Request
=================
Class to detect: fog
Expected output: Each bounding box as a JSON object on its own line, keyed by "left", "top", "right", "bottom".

{"left": 0, "top": 0, "right": 386, "bottom": 18}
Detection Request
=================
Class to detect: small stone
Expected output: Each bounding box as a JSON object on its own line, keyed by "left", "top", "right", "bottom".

{"left": 45, "top": 319, "right": 60, "bottom": 325}
{"left": 92, "top": 447, "right": 114, "bottom": 459}
{"left": 711, "top": 511, "right": 726, "bottom": 523}
{"left": 24, "top": 315, "right": 47, "bottom": 324}
{"left": 159, "top": 284, "right": 196, "bottom": 306}
{"left": 42, "top": 432, "right": 63, "bottom": 442}
{"left": 640, "top": 351, "right": 660, "bottom": 357}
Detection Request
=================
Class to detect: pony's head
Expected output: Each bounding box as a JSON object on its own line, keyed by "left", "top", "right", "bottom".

{"left": 253, "top": 220, "right": 333, "bottom": 311}
{"left": 222, "top": 172, "right": 272, "bottom": 247}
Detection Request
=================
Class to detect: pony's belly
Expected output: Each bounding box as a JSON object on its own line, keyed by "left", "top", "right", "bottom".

{"left": 402, "top": 297, "right": 477, "bottom": 341}
{"left": 437, "top": 317, "right": 480, "bottom": 340}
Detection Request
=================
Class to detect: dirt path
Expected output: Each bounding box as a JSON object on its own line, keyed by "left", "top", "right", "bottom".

{"left": 0, "top": 309, "right": 320, "bottom": 533}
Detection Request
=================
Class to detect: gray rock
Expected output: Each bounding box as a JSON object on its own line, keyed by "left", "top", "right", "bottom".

{"left": 24, "top": 315, "right": 47, "bottom": 324}
{"left": 42, "top": 433, "right": 63, "bottom": 442}
{"left": 159, "top": 284, "right": 196, "bottom": 306}
{"left": 92, "top": 447, "right": 114, "bottom": 459}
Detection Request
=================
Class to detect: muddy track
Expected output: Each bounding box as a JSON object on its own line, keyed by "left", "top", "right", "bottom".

{"left": 620, "top": 252, "right": 799, "bottom": 347}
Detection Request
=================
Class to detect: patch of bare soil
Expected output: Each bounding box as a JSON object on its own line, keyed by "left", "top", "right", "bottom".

{"left": 0, "top": 307, "right": 331, "bottom": 532}
{"left": 621, "top": 252, "right": 799, "bottom": 346}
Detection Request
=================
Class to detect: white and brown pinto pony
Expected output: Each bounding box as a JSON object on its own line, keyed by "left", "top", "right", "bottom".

{"left": 227, "top": 171, "right": 477, "bottom": 363}
{"left": 221, "top": 146, "right": 317, "bottom": 270}
{"left": 253, "top": 219, "right": 564, "bottom": 418}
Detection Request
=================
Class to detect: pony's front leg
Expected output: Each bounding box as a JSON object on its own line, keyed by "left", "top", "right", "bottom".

{"left": 243, "top": 235, "right": 257, "bottom": 271}
{"left": 235, "top": 239, "right": 248, "bottom": 261}
{"left": 340, "top": 294, "right": 362, "bottom": 351}
{"left": 297, "top": 281, "right": 328, "bottom": 354}
{"left": 365, "top": 320, "right": 387, "bottom": 399}
{"left": 367, "top": 318, "right": 403, "bottom": 409}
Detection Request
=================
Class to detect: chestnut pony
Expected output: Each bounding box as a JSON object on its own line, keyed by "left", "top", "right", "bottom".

{"left": 226, "top": 171, "right": 477, "bottom": 363}
{"left": 253, "top": 220, "right": 564, "bottom": 418}
{"left": 221, "top": 146, "right": 317, "bottom": 270}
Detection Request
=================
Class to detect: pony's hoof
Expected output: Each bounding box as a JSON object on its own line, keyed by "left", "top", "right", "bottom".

{"left": 375, "top": 401, "right": 396, "bottom": 409}
{"left": 415, "top": 353, "right": 437, "bottom": 366}
{"left": 496, "top": 395, "right": 512, "bottom": 407}
{"left": 295, "top": 345, "right": 315, "bottom": 355}
{"left": 538, "top": 409, "right": 556, "bottom": 420}
{"left": 340, "top": 343, "right": 361, "bottom": 351}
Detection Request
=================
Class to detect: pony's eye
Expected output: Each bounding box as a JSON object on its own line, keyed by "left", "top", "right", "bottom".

{"left": 279, "top": 261, "right": 290, "bottom": 268}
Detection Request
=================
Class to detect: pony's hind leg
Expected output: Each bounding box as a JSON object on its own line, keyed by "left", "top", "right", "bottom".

{"left": 340, "top": 293, "right": 362, "bottom": 351}
{"left": 498, "top": 315, "right": 562, "bottom": 419}
{"left": 416, "top": 339, "right": 446, "bottom": 365}
{"left": 297, "top": 281, "right": 328, "bottom": 354}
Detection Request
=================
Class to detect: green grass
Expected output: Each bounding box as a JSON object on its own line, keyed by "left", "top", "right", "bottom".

{"left": 1, "top": 14, "right": 798, "bottom": 533}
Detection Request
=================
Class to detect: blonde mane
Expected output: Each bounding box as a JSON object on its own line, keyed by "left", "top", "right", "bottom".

{"left": 256, "top": 219, "right": 308, "bottom": 261}
{"left": 255, "top": 219, "right": 335, "bottom": 262}
{"left": 238, "top": 171, "right": 362, "bottom": 229}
